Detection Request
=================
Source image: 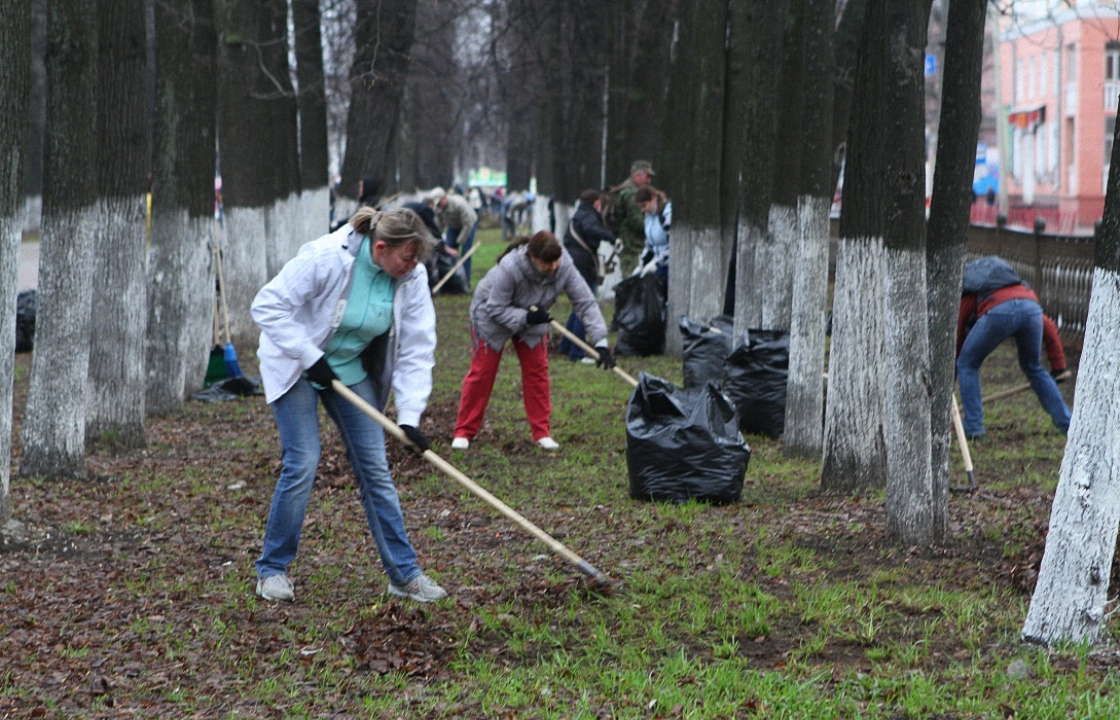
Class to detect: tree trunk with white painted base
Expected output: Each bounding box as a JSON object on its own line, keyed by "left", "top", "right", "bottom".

{"left": 822, "top": 239, "right": 886, "bottom": 490}
{"left": 1021, "top": 108, "right": 1120, "bottom": 646}
{"left": 820, "top": 0, "right": 887, "bottom": 492}
{"left": 784, "top": 0, "right": 834, "bottom": 458}
{"left": 87, "top": 0, "right": 149, "bottom": 449}
{"left": 881, "top": 0, "right": 938, "bottom": 545}
{"left": 786, "top": 197, "right": 831, "bottom": 457}
{"left": 925, "top": 0, "right": 986, "bottom": 498}
{"left": 148, "top": 0, "right": 218, "bottom": 413}
{"left": 0, "top": 0, "right": 31, "bottom": 519}
{"left": 21, "top": 0, "right": 98, "bottom": 478}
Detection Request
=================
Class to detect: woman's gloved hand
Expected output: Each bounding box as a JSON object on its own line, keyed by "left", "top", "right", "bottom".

{"left": 526, "top": 307, "right": 552, "bottom": 325}
{"left": 595, "top": 344, "right": 616, "bottom": 370}
{"left": 306, "top": 357, "right": 338, "bottom": 387}
{"left": 399, "top": 425, "right": 430, "bottom": 455}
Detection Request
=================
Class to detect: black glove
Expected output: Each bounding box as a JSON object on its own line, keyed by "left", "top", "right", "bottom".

{"left": 525, "top": 307, "right": 552, "bottom": 325}
{"left": 306, "top": 357, "right": 338, "bottom": 387}
{"left": 1051, "top": 368, "right": 1071, "bottom": 384}
{"left": 595, "top": 345, "right": 616, "bottom": 370}
{"left": 399, "top": 425, "right": 430, "bottom": 455}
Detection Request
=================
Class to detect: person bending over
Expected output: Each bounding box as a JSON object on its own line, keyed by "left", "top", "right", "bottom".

{"left": 451, "top": 231, "right": 615, "bottom": 451}
{"left": 251, "top": 207, "right": 447, "bottom": 604}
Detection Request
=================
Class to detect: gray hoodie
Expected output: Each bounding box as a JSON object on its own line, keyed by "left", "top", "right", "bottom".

{"left": 470, "top": 244, "right": 608, "bottom": 352}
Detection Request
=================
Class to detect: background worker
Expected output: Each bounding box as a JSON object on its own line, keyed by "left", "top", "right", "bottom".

{"left": 428, "top": 187, "right": 480, "bottom": 287}
{"left": 956, "top": 255, "right": 1071, "bottom": 441}
{"left": 251, "top": 207, "right": 447, "bottom": 605}
{"left": 451, "top": 231, "right": 615, "bottom": 452}
{"left": 634, "top": 185, "right": 671, "bottom": 292}
{"left": 607, "top": 160, "right": 655, "bottom": 275}
{"left": 559, "top": 189, "right": 616, "bottom": 363}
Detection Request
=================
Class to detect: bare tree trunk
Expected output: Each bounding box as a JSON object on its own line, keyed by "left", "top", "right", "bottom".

{"left": 294, "top": 0, "right": 330, "bottom": 236}
{"left": 821, "top": 0, "right": 887, "bottom": 493}
{"left": 732, "top": 0, "right": 789, "bottom": 337}
{"left": 1021, "top": 87, "right": 1120, "bottom": 648}
{"left": 925, "top": 0, "right": 986, "bottom": 507}
{"left": 21, "top": 0, "right": 99, "bottom": 479}
{"left": 0, "top": 0, "right": 32, "bottom": 522}
{"left": 882, "top": 0, "right": 937, "bottom": 545}
{"left": 784, "top": 0, "right": 834, "bottom": 458}
{"left": 86, "top": 0, "right": 149, "bottom": 450}
{"left": 148, "top": 0, "right": 218, "bottom": 415}
{"left": 338, "top": 0, "right": 418, "bottom": 199}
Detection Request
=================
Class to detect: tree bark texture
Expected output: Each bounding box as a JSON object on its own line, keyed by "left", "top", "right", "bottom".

{"left": 86, "top": 0, "right": 149, "bottom": 450}
{"left": 820, "top": 0, "right": 887, "bottom": 493}
{"left": 0, "top": 0, "right": 32, "bottom": 519}
{"left": 604, "top": 0, "right": 676, "bottom": 186}
{"left": 339, "top": 0, "right": 418, "bottom": 200}
{"left": 731, "top": 0, "right": 788, "bottom": 338}
{"left": 21, "top": 0, "right": 99, "bottom": 479}
{"left": 830, "top": 0, "right": 869, "bottom": 194}
{"left": 925, "top": 0, "right": 986, "bottom": 510}
{"left": 148, "top": 0, "right": 218, "bottom": 415}
{"left": 1021, "top": 102, "right": 1120, "bottom": 647}
{"left": 398, "top": 0, "right": 458, "bottom": 191}
{"left": 784, "top": 0, "right": 834, "bottom": 458}
{"left": 821, "top": 239, "right": 886, "bottom": 491}
{"left": 882, "top": 0, "right": 937, "bottom": 545}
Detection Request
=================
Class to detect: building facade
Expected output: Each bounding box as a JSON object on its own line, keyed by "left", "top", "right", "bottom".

{"left": 998, "top": 1, "right": 1120, "bottom": 233}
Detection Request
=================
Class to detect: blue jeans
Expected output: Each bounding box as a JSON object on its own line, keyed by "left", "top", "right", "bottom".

{"left": 256, "top": 376, "right": 420, "bottom": 587}
{"left": 445, "top": 222, "right": 478, "bottom": 284}
{"left": 956, "top": 298, "right": 1071, "bottom": 437}
{"left": 558, "top": 284, "right": 596, "bottom": 361}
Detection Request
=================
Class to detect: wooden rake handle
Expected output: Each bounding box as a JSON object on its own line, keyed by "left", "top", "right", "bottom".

{"left": 329, "top": 380, "right": 609, "bottom": 582}
{"left": 950, "top": 393, "right": 977, "bottom": 491}
{"left": 548, "top": 320, "right": 639, "bottom": 387}
{"left": 430, "top": 240, "right": 482, "bottom": 295}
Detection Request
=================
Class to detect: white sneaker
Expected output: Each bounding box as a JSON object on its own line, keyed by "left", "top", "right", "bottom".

{"left": 451, "top": 437, "right": 469, "bottom": 450}
{"left": 536, "top": 437, "right": 560, "bottom": 451}
{"left": 256, "top": 574, "right": 294, "bottom": 601}
{"left": 387, "top": 573, "right": 448, "bottom": 603}
{"left": 579, "top": 357, "right": 597, "bottom": 365}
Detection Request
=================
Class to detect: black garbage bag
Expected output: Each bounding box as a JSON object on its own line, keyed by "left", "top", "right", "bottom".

{"left": 723, "top": 329, "right": 789, "bottom": 438}
{"left": 191, "top": 375, "right": 264, "bottom": 402}
{"left": 429, "top": 247, "right": 468, "bottom": 294}
{"left": 613, "top": 274, "right": 665, "bottom": 356}
{"left": 15, "top": 289, "right": 36, "bottom": 353}
{"left": 680, "top": 314, "right": 733, "bottom": 390}
{"left": 626, "top": 373, "right": 751, "bottom": 505}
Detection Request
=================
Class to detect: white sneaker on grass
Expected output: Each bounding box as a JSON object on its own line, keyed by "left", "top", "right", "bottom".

{"left": 256, "top": 574, "right": 294, "bottom": 601}
{"left": 387, "top": 573, "right": 448, "bottom": 603}
{"left": 536, "top": 437, "right": 560, "bottom": 451}
{"left": 451, "top": 437, "right": 469, "bottom": 450}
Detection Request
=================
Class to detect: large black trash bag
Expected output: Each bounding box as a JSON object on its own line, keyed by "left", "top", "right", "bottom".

{"left": 723, "top": 329, "right": 789, "bottom": 438}
{"left": 680, "top": 314, "right": 733, "bottom": 390}
{"left": 191, "top": 375, "right": 264, "bottom": 402}
{"left": 15, "top": 289, "right": 36, "bottom": 353}
{"left": 626, "top": 373, "right": 751, "bottom": 505}
{"left": 613, "top": 274, "right": 665, "bottom": 356}
{"left": 428, "top": 248, "right": 469, "bottom": 294}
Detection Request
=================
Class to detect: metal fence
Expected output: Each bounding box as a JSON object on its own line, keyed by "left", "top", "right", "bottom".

{"left": 828, "top": 220, "right": 1096, "bottom": 343}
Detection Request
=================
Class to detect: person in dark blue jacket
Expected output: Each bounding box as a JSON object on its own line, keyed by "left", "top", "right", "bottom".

{"left": 559, "top": 189, "right": 617, "bottom": 362}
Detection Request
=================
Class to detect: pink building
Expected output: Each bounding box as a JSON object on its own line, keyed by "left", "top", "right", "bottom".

{"left": 998, "top": 3, "right": 1120, "bottom": 233}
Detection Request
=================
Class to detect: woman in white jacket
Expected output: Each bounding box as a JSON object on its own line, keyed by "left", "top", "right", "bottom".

{"left": 251, "top": 207, "right": 447, "bottom": 604}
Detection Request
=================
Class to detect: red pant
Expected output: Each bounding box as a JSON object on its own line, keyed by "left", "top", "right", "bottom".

{"left": 453, "top": 330, "right": 551, "bottom": 442}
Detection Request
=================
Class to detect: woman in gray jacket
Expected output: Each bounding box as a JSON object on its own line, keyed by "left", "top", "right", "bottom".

{"left": 451, "top": 231, "right": 615, "bottom": 451}
{"left": 251, "top": 207, "right": 447, "bottom": 604}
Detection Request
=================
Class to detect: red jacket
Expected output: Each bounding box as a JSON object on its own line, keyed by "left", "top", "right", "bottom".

{"left": 957, "top": 284, "right": 1066, "bottom": 371}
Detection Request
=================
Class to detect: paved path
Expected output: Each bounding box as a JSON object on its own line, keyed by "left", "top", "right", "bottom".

{"left": 18, "top": 241, "right": 38, "bottom": 292}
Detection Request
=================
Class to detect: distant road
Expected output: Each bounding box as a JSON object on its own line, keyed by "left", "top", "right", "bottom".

{"left": 19, "top": 241, "right": 38, "bottom": 292}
